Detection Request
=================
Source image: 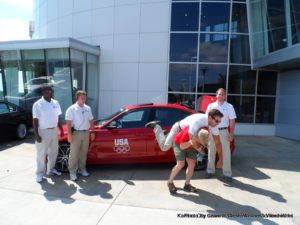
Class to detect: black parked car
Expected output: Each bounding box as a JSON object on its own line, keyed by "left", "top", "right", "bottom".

{"left": 0, "top": 100, "right": 32, "bottom": 140}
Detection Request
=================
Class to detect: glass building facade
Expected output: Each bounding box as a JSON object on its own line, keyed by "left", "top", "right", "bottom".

{"left": 0, "top": 39, "right": 99, "bottom": 118}
{"left": 168, "top": 0, "right": 278, "bottom": 124}
{"left": 250, "top": 0, "right": 300, "bottom": 59}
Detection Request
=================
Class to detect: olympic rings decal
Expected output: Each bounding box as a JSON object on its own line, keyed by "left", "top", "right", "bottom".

{"left": 114, "top": 145, "right": 130, "bottom": 154}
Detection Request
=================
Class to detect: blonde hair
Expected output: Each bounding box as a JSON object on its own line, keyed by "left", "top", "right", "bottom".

{"left": 197, "top": 128, "right": 209, "bottom": 147}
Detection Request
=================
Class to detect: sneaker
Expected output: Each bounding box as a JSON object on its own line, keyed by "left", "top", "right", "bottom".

{"left": 70, "top": 173, "right": 78, "bottom": 181}
{"left": 223, "top": 176, "right": 233, "bottom": 183}
{"left": 167, "top": 182, "right": 177, "bottom": 194}
{"left": 47, "top": 169, "right": 62, "bottom": 176}
{"left": 36, "top": 174, "right": 43, "bottom": 183}
{"left": 183, "top": 183, "right": 197, "bottom": 193}
{"left": 80, "top": 170, "right": 89, "bottom": 177}
{"left": 205, "top": 172, "right": 213, "bottom": 179}
{"left": 145, "top": 121, "right": 160, "bottom": 129}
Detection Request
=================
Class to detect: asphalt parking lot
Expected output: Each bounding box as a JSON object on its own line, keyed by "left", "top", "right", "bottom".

{"left": 0, "top": 134, "right": 299, "bottom": 225}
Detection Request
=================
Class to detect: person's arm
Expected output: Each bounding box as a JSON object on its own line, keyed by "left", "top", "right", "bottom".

{"left": 66, "top": 120, "right": 73, "bottom": 143}
{"left": 228, "top": 119, "right": 235, "bottom": 142}
{"left": 33, "top": 118, "right": 41, "bottom": 143}
{"left": 89, "top": 120, "right": 95, "bottom": 141}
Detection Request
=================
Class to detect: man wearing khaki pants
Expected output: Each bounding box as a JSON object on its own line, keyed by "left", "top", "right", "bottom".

{"left": 65, "top": 90, "right": 95, "bottom": 181}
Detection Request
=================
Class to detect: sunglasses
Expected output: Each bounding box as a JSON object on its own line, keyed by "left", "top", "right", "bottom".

{"left": 212, "top": 117, "right": 221, "bottom": 124}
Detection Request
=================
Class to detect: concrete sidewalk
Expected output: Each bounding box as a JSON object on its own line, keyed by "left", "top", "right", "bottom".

{"left": 0, "top": 135, "right": 299, "bottom": 225}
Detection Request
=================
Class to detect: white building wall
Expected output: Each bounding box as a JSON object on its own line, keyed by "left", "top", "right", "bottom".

{"left": 33, "top": 0, "right": 170, "bottom": 118}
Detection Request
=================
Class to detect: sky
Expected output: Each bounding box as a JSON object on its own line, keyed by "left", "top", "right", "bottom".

{"left": 0, "top": 0, "right": 33, "bottom": 41}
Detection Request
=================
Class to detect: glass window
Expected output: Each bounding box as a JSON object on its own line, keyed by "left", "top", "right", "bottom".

{"left": 267, "top": 1, "right": 287, "bottom": 52}
{"left": 228, "top": 95, "right": 254, "bottom": 123}
{"left": 0, "top": 70, "right": 4, "bottom": 98}
{"left": 257, "top": 71, "right": 277, "bottom": 95}
{"left": 256, "top": 97, "right": 275, "bottom": 123}
{"left": 290, "top": 0, "right": 300, "bottom": 45}
{"left": 87, "top": 54, "right": 99, "bottom": 118}
{"left": 200, "top": 3, "right": 230, "bottom": 32}
{"left": 46, "top": 48, "right": 73, "bottom": 117}
{"left": 71, "top": 49, "right": 86, "bottom": 93}
{"left": 153, "top": 108, "right": 190, "bottom": 126}
{"left": 171, "top": 2, "right": 199, "bottom": 31}
{"left": 0, "top": 51, "right": 24, "bottom": 106}
{"left": 169, "top": 64, "right": 196, "bottom": 93}
{"left": 231, "top": 3, "right": 248, "bottom": 33}
{"left": 0, "top": 103, "right": 9, "bottom": 114}
{"left": 115, "top": 109, "right": 149, "bottom": 128}
{"left": 170, "top": 33, "right": 198, "bottom": 62}
{"left": 228, "top": 66, "right": 256, "bottom": 94}
{"left": 198, "top": 64, "right": 227, "bottom": 93}
{"left": 199, "top": 33, "right": 228, "bottom": 63}
{"left": 168, "top": 93, "right": 195, "bottom": 110}
{"left": 230, "top": 34, "right": 251, "bottom": 64}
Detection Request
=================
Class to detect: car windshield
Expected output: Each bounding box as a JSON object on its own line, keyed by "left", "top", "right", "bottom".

{"left": 95, "top": 108, "right": 125, "bottom": 125}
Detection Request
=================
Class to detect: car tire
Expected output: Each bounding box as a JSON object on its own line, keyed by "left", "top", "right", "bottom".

{"left": 194, "top": 156, "right": 208, "bottom": 171}
{"left": 16, "top": 123, "right": 27, "bottom": 140}
{"left": 55, "top": 142, "right": 70, "bottom": 172}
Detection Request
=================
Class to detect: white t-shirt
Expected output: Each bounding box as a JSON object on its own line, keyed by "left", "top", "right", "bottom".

{"left": 32, "top": 97, "right": 62, "bottom": 129}
{"left": 179, "top": 113, "right": 219, "bottom": 136}
{"left": 206, "top": 101, "right": 237, "bottom": 128}
{"left": 65, "top": 103, "right": 94, "bottom": 130}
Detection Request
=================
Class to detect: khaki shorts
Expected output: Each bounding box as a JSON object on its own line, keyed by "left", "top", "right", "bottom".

{"left": 173, "top": 144, "right": 197, "bottom": 161}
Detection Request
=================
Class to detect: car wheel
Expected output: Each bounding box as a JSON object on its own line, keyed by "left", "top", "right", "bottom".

{"left": 194, "top": 154, "right": 208, "bottom": 171}
{"left": 16, "top": 123, "right": 27, "bottom": 139}
{"left": 55, "top": 142, "right": 70, "bottom": 172}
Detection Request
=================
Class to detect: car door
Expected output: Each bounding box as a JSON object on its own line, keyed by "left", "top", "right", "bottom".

{"left": 0, "top": 102, "right": 14, "bottom": 136}
{"left": 146, "top": 107, "right": 192, "bottom": 157}
{"left": 90, "top": 108, "right": 151, "bottom": 162}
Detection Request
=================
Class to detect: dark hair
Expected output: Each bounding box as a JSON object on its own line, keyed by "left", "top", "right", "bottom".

{"left": 75, "top": 90, "right": 87, "bottom": 100}
{"left": 208, "top": 109, "right": 223, "bottom": 118}
{"left": 41, "top": 85, "right": 53, "bottom": 92}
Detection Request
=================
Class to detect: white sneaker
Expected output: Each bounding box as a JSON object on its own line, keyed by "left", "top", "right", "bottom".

{"left": 80, "top": 170, "right": 89, "bottom": 177}
{"left": 47, "top": 169, "right": 62, "bottom": 176}
{"left": 70, "top": 173, "right": 78, "bottom": 181}
{"left": 36, "top": 174, "right": 43, "bottom": 183}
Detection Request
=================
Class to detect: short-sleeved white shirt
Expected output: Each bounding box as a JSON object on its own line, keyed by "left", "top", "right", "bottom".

{"left": 206, "top": 101, "right": 237, "bottom": 128}
{"left": 65, "top": 103, "right": 94, "bottom": 130}
{"left": 179, "top": 113, "right": 219, "bottom": 136}
{"left": 32, "top": 97, "right": 62, "bottom": 129}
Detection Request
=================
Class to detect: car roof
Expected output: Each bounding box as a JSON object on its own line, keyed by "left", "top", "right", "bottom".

{"left": 124, "top": 103, "right": 195, "bottom": 113}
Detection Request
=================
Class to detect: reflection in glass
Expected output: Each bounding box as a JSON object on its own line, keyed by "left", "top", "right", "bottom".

{"left": 168, "top": 93, "right": 195, "bottom": 110}
{"left": 198, "top": 64, "right": 227, "bottom": 93}
{"left": 199, "top": 33, "right": 228, "bottom": 63}
{"left": 46, "top": 48, "right": 73, "bottom": 117}
{"left": 169, "top": 64, "right": 196, "bottom": 93}
{"left": 0, "top": 51, "right": 23, "bottom": 106}
{"left": 290, "top": 0, "right": 300, "bottom": 45}
{"left": 230, "top": 34, "right": 250, "bottom": 64}
{"left": 256, "top": 97, "right": 275, "bottom": 123}
{"left": 201, "top": 3, "right": 230, "bottom": 32}
{"left": 228, "top": 66, "right": 256, "bottom": 94}
{"left": 170, "top": 33, "right": 198, "bottom": 62}
{"left": 228, "top": 95, "right": 254, "bottom": 123}
{"left": 171, "top": 2, "right": 199, "bottom": 31}
{"left": 257, "top": 71, "right": 277, "bottom": 95}
{"left": 71, "top": 49, "right": 86, "bottom": 94}
{"left": 231, "top": 3, "right": 248, "bottom": 33}
{"left": 87, "top": 54, "right": 99, "bottom": 117}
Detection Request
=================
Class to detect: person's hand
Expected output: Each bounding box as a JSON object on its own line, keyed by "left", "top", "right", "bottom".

{"left": 35, "top": 135, "right": 42, "bottom": 143}
{"left": 228, "top": 133, "right": 234, "bottom": 142}
{"left": 90, "top": 132, "right": 95, "bottom": 141}
{"left": 67, "top": 134, "right": 73, "bottom": 143}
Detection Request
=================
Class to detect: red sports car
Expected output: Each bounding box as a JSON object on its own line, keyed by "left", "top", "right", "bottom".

{"left": 56, "top": 103, "right": 194, "bottom": 171}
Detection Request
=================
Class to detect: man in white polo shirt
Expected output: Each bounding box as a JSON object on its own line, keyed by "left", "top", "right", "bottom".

{"left": 205, "top": 88, "right": 237, "bottom": 182}
{"left": 32, "top": 86, "right": 64, "bottom": 183}
{"left": 65, "top": 90, "right": 95, "bottom": 181}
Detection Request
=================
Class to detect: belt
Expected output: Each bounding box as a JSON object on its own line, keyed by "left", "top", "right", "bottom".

{"left": 73, "top": 129, "right": 88, "bottom": 132}
{"left": 46, "top": 127, "right": 56, "bottom": 129}
{"left": 218, "top": 127, "right": 228, "bottom": 130}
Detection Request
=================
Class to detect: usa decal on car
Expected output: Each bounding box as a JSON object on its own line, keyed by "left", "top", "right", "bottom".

{"left": 114, "top": 138, "right": 130, "bottom": 154}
